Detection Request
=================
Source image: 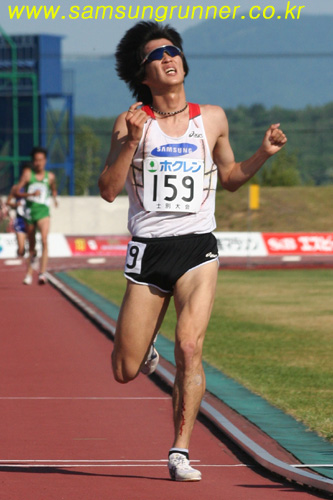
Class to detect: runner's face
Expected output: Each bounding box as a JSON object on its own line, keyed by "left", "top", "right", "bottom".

{"left": 142, "top": 38, "right": 185, "bottom": 88}
{"left": 32, "top": 153, "right": 47, "bottom": 172}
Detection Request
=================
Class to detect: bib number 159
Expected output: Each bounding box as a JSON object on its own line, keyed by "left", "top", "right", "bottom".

{"left": 143, "top": 158, "right": 204, "bottom": 213}
{"left": 152, "top": 175, "right": 194, "bottom": 202}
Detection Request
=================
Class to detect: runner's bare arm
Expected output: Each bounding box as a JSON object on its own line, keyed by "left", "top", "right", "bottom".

{"left": 206, "top": 106, "right": 287, "bottom": 192}
{"left": 49, "top": 172, "right": 58, "bottom": 207}
{"left": 13, "top": 169, "right": 39, "bottom": 199}
{"left": 99, "top": 102, "right": 148, "bottom": 202}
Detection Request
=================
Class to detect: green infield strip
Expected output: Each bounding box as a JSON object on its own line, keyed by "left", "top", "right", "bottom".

{"left": 55, "top": 271, "right": 333, "bottom": 480}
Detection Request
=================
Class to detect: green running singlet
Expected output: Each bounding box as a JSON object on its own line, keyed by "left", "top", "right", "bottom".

{"left": 25, "top": 170, "right": 51, "bottom": 224}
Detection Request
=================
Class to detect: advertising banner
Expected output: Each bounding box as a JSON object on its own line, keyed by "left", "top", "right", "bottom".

{"left": 66, "top": 235, "right": 130, "bottom": 257}
{"left": 0, "top": 234, "right": 18, "bottom": 258}
{"left": 214, "top": 232, "right": 268, "bottom": 257}
{"left": 263, "top": 233, "right": 333, "bottom": 255}
{"left": 0, "top": 233, "right": 72, "bottom": 259}
{"left": 2, "top": 233, "right": 333, "bottom": 259}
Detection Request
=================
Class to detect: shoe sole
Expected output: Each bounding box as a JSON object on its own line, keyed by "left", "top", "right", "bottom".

{"left": 169, "top": 473, "right": 201, "bottom": 482}
{"left": 170, "top": 477, "right": 201, "bottom": 482}
{"left": 168, "top": 467, "right": 201, "bottom": 482}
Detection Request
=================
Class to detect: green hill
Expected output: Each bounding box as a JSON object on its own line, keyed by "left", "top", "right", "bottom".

{"left": 215, "top": 186, "right": 333, "bottom": 232}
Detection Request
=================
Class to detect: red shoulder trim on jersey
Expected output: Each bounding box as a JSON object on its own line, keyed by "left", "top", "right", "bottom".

{"left": 188, "top": 102, "right": 201, "bottom": 119}
{"left": 141, "top": 105, "right": 155, "bottom": 119}
{"left": 142, "top": 103, "right": 200, "bottom": 119}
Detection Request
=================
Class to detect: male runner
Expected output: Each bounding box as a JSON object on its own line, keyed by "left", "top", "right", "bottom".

{"left": 99, "top": 21, "right": 287, "bottom": 482}
{"left": 15, "top": 147, "right": 58, "bottom": 285}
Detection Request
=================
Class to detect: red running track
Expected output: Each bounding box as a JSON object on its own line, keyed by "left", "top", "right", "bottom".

{"left": 0, "top": 263, "right": 324, "bottom": 500}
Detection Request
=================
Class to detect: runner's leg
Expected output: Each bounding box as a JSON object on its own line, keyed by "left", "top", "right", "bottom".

{"left": 16, "top": 231, "right": 26, "bottom": 257}
{"left": 112, "top": 280, "right": 170, "bottom": 383}
{"left": 36, "top": 217, "right": 50, "bottom": 274}
{"left": 25, "top": 223, "right": 36, "bottom": 276}
{"left": 171, "top": 260, "right": 218, "bottom": 449}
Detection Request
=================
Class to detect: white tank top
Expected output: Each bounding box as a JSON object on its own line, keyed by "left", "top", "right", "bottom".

{"left": 125, "top": 103, "right": 218, "bottom": 238}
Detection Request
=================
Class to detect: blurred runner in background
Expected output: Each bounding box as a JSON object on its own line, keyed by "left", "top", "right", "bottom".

{"left": 15, "top": 147, "right": 58, "bottom": 285}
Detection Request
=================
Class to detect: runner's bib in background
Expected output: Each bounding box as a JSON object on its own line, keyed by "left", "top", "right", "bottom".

{"left": 27, "top": 182, "right": 50, "bottom": 205}
{"left": 143, "top": 157, "right": 204, "bottom": 213}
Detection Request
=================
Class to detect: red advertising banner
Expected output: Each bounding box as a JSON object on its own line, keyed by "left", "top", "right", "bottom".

{"left": 263, "top": 233, "right": 333, "bottom": 255}
{"left": 66, "top": 236, "right": 130, "bottom": 256}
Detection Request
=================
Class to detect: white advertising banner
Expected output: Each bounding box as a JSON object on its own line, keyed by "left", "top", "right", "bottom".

{"left": 48, "top": 234, "right": 72, "bottom": 258}
{"left": 0, "top": 234, "right": 18, "bottom": 258}
{"left": 0, "top": 233, "right": 72, "bottom": 259}
{"left": 214, "top": 232, "right": 268, "bottom": 257}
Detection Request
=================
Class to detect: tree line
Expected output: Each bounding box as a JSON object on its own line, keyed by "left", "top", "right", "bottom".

{"left": 74, "top": 102, "right": 333, "bottom": 195}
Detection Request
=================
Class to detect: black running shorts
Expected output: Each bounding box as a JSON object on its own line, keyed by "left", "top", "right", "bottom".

{"left": 124, "top": 232, "right": 219, "bottom": 293}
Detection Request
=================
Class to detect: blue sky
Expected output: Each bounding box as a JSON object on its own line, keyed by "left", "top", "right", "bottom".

{"left": 1, "top": 0, "right": 333, "bottom": 55}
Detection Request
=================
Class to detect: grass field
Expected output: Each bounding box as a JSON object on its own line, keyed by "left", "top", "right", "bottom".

{"left": 68, "top": 268, "right": 333, "bottom": 442}
{"left": 214, "top": 186, "right": 333, "bottom": 231}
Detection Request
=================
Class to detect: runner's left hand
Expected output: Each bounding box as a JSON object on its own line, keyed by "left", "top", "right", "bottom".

{"left": 261, "top": 124, "right": 287, "bottom": 156}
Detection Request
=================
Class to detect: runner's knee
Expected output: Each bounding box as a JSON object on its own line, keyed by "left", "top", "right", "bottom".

{"left": 41, "top": 237, "right": 48, "bottom": 248}
{"left": 175, "top": 337, "right": 203, "bottom": 371}
{"left": 111, "top": 351, "right": 138, "bottom": 384}
{"left": 112, "top": 366, "right": 138, "bottom": 384}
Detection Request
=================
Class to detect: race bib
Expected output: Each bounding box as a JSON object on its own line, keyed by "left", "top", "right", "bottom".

{"left": 27, "top": 182, "right": 49, "bottom": 205}
{"left": 124, "top": 241, "right": 147, "bottom": 274}
{"left": 143, "top": 157, "right": 204, "bottom": 213}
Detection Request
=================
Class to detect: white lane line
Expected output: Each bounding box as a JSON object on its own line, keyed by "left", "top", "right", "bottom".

{"left": 199, "top": 465, "right": 251, "bottom": 467}
{"left": 0, "top": 459, "right": 194, "bottom": 463}
{"left": 281, "top": 256, "right": 302, "bottom": 262}
{"left": 0, "top": 397, "right": 170, "bottom": 400}
{"left": 0, "top": 464, "right": 250, "bottom": 468}
{"left": 4, "top": 259, "right": 23, "bottom": 266}
{"left": 0, "top": 460, "right": 253, "bottom": 469}
{"left": 87, "top": 258, "right": 106, "bottom": 265}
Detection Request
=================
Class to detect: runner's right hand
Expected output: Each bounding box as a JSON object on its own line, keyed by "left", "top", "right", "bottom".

{"left": 125, "top": 102, "right": 148, "bottom": 144}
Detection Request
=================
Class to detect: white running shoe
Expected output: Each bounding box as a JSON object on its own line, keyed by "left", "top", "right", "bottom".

{"left": 23, "top": 274, "right": 33, "bottom": 285}
{"left": 38, "top": 273, "right": 47, "bottom": 285}
{"left": 141, "top": 344, "right": 159, "bottom": 375}
{"left": 30, "top": 254, "right": 39, "bottom": 271}
{"left": 168, "top": 453, "right": 202, "bottom": 482}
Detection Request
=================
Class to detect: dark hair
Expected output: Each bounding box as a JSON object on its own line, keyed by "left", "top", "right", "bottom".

{"left": 115, "top": 21, "right": 189, "bottom": 105}
{"left": 31, "top": 146, "right": 48, "bottom": 159}
{"left": 20, "top": 161, "right": 32, "bottom": 173}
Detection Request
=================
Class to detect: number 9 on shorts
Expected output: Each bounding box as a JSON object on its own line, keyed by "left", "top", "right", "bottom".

{"left": 124, "top": 241, "right": 147, "bottom": 274}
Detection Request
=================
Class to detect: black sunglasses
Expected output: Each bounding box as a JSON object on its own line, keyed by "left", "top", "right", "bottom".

{"left": 141, "top": 45, "right": 182, "bottom": 65}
